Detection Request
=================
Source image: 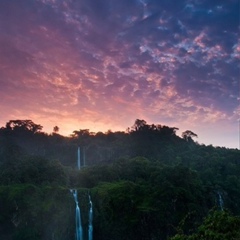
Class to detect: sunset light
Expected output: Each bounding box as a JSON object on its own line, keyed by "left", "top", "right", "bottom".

{"left": 0, "top": 0, "right": 239, "bottom": 148}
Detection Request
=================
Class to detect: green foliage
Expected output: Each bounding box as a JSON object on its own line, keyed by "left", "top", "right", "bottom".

{"left": 0, "top": 154, "right": 67, "bottom": 185}
{"left": 171, "top": 210, "right": 240, "bottom": 240}
{"left": 92, "top": 181, "right": 147, "bottom": 240}
{"left": 79, "top": 161, "right": 208, "bottom": 240}
{"left": 0, "top": 119, "right": 240, "bottom": 239}
{"left": 0, "top": 184, "right": 78, "bottom": 240}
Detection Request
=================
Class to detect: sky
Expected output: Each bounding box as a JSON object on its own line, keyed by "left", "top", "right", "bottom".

{"left": 0, "top": 0, "right": 239, "bottom": 148}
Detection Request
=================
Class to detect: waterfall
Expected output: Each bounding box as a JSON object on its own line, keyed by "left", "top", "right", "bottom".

{"left": 77, "top": 146, "right": 81, "bottom": 170}
{"left": 70, "top": 147, "right": 83, "bottom": 240}
{"left": 83, "top": 147, "right": 86, "bottom": 167}
{"left": 70, "top": 189, "right": 83, "bottom": 240}
{"left": 88, "top": 193, "right": 93, "bottom": 240}
{"left": 71, "top": 147, "right": 93, "bottom": 240}
{"left": 218, "top": 191, "right": 224, "bottom": 211}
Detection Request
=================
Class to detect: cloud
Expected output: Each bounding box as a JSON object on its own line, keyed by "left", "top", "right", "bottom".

{"left": 0, "top": 0, "right": 239, "bottom": 148}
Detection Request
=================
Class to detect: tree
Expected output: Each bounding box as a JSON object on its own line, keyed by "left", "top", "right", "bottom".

{"left": 53, "top": 126, "right": 59, "bottom": 133}
{"left": 171, "top": 210, "right": 240, "bottom": 240}
{"left": 5, "top": 120, "right": 43, "bottom": 133}
{"left": 182, "top": 130, "right": 198, "bottom": 142}
{"left": 71, "top": 129, "right": 91, "bottom": 138}
{"left": 131, "top": 119, "right": 147, "bottom": 131}
{"left": 160, "top": 125, "right": 179, "bottom": 136}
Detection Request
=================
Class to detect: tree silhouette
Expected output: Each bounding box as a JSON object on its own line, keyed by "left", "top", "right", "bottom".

{"left": 182, "top": 130, "right": 198, "bottom": 142}
{"left": 53, "top": 126, "right": 59, "bottom": 133}
{"left": 5, "top": 120, "right": 43, "bottom": 133}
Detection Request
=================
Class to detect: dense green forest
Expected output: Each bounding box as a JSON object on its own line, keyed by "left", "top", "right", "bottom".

{"left": 0, "top": 119, "right": 239, "bottom": 240}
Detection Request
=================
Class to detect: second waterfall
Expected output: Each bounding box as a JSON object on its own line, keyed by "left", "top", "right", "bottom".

{"left": 88, "top": 193, "right": 93, "bottom": 240}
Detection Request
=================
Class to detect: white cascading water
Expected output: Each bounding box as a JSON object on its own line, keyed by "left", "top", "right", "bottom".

{"left": 71, "top": 189, "right": 83, "bottom": 240}
{"left": 71, "top": 146, "right": 93, "bottom": 240}
{"left": 218, "top": 191, "right": 224, "bottom": 211}
{"left": 70, "top": 146, "right": 83, "bottom": 240}
{"left": 88, "top": 193, "right": 93, "bottom": 240}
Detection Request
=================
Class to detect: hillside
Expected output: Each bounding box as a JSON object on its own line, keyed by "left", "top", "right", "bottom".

{"left": 0, "top": 119, "right": 239, "bottom": 240}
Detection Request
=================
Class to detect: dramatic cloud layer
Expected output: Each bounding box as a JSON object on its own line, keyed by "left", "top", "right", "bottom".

{"left": 0, "top": 0, "right": 239, "bottom": 148}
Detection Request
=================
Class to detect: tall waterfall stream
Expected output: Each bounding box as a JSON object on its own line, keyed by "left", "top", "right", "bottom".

{"left": 71, "top": 147, "right": 93, "bottom": 240}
